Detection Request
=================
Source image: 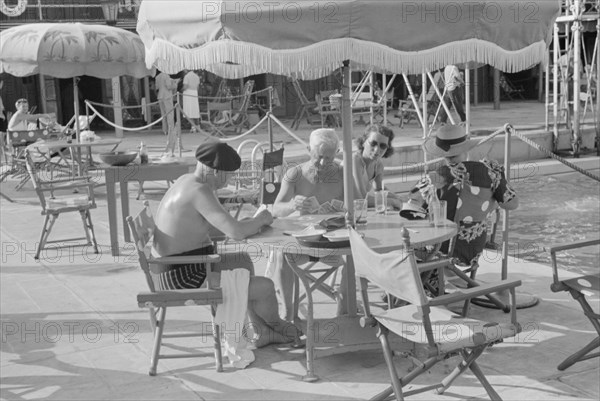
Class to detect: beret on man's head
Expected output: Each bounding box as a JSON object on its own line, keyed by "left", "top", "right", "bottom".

{"left": 195, "top": 142, "right": 241, "bottom": 172}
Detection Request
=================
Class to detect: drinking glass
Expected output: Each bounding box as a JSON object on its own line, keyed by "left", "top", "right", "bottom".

{"left": 429, "top": 200, "right": 448, "bottom": 227}
{"left": 374, "top": 190, "right": 388, "bottom": 214}
{"left": 353, "top": 199, "right": 368, "bottom": 228}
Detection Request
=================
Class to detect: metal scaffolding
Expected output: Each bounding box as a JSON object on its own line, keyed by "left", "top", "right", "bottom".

{"left": 545, "top": 0, "right": 599, "bottom": 156}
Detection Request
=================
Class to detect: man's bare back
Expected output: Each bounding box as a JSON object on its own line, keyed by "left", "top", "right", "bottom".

{"left": 153, "top": 174, "right": 216, "bottom": 256}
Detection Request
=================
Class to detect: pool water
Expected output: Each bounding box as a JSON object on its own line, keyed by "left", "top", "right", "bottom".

{"left": 501, "top": 171, "right": 600, "bottom": 274}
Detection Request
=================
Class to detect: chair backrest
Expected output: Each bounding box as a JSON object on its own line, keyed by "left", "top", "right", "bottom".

{"left": 7, "top": 129, "right": 55, "bottom": 147}
{"left": 348, "top": 227, "right": 428, "bottom": 307}
{"left": 23, "top": 149, "right": 47, "bottom": 208}
{"left": 126, "top": 201, "right": 159, "bottom": 292}
{"left": 260, "top": 146, "right": 285, "bottom": 205}
{"left": 207, "top": 101, "right": 233, "bottom": 113}
{"left": 291, "top": 78, "right": 312, "bottom": 106}
{"left": 235, "top": 80, "right": 255, "bottom": 113}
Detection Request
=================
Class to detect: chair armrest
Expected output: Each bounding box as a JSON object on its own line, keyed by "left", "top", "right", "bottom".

{"left": 417, "top": 258, "right": 452, "bottom": 273}
{"left": 429, "top": 279, "right": 522, "bottom": 306}
{"left": 138, "top": 288, "right": 222, "bottom": 307}
{"left": 41, "top": 176, "right": 92, "bottom": 185}
{"left": 39, "top": 181, "right": 95, "bottom": 192}
{"left": 547, "top": 238, "right": 599, "bottom": 286}
{"left": 148, "top": 254, "right": 221, "bottom": 265}
{"left": 547, "top": 238, "right": 600, "bottom": 254}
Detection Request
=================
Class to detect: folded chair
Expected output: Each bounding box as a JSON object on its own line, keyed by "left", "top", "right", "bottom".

{"left": 316, "top": 90, "right": 341, "bottom": 128}
{"left": 24, "top": 149, "right": 98, "bottom": 260}
{"left": 204, "top": 80, "right": 255, "bottom": 137}
{"left": 499, "top": 75, "right": 525, "bottom": 100}
{"left": 349, "top": 227, "right": 522, "bottom": 401}
{"left": 290, "top": 78, "right": 320, "bottom": 130}
{"left": 549, "top": 238, "right": 600, "bottom": 371}
{"left": 127, "top": 201, "right": 223, "bottom": 376}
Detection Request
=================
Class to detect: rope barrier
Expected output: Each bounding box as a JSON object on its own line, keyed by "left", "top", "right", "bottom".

{"left": 85, "top": 101, "right": 176, "bottom": 132}
{"left": 382, "top": 123, "right": 599, "bottom": 183}
{"left": 86, "top": 98, "right": 163, "bottom": 110}
{"left": 508, "top": 124, "right": 600, "bottom": 182}
{"left": 181, "top": 86, "right": 273, "bottom": 102}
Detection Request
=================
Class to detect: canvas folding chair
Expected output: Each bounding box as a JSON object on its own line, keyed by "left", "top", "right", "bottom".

{"left": 349, "top": 227, "right": 522, "bottom": 401}
{"left": 24, "top": 149, "right": 98, "bottom": 260}
{"left": 259, "top": 146, "right": 285, "bottom": 206}
{"left": 549, "top": 238, "right": 600, "bottom": 371}
{"left": 127, "top": 201, "right": 223, "bottom": 376}
{"left": 316, "top": 90, "right": 341, "bottom": 127}
{"left": 499, "top": 74, "right": 525, "bottom": 100}
{"left": 204, "top": 80, "right": 255, "bottom": 137}
{"left": 398, "top": 75, "right": 443, "bottom": 128}
{"left": 290, "top": 78, "right": 320, "bottom": 130}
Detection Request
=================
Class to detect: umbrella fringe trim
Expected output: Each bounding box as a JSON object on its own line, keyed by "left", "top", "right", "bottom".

{"left": 145, "top": 37, "right": 549, "bottom": 79}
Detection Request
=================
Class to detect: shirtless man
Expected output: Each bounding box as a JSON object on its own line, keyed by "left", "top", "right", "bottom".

{"left": 8, "top": 99, "right": 51, "bottom": 131}
{"left": 153, "top": 141, "right": 299, "bottom": 347}
{"left": 271, "top": 128, "right": 347, "bottom": 319}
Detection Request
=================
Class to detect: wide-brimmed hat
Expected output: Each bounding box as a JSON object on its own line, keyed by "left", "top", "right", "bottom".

{"left": 422, "top": 124, "right": 476, "bottom": 157}
{"left": 399, "top": 199, "right": 427, "bottom": 220}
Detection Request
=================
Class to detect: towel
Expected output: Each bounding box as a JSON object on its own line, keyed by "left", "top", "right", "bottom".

{"left": 214, "top": 269, "right": 255, "bottom": 368}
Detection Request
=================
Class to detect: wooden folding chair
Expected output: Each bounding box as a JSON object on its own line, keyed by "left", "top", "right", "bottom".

{"left": 499, "top": 74, "right": 525, "bottom": 100}
{"left": 316, "top": 90, "right": 341, "bottom": 128}
{"left": 203, "top": 81, "right": 255, "bottom": 137}
{"left": 549, "top": 238, "right": 600, "bottom": 371}
{"left": 289, "top": 78, "right": 320, "bottom": 130}
{"left": 24, "top": 149, "right": 98, "bottom": 260}
{"left": 349, "top": 227, "right": 522, "bottom": 401}
{"left": 127, "top": 201, "right": 223, "bottom": 376}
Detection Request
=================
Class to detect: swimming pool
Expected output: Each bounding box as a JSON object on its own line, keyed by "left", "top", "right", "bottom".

{"left": 504, "top": 171, "right": 600, "bottom": 274}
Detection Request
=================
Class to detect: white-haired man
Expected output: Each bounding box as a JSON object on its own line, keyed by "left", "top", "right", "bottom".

{"left": 271, "top": 128, "right": 347, "bottom": 319}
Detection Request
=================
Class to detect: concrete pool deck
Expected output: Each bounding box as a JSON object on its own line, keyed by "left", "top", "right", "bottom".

{"left": 1, "top": 185, "right": 599, "bottom": 400}
{"left": 1, "top": 100, "right": 599, "bottom": 399}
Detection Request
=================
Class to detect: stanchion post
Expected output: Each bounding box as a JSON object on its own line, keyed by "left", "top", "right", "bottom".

{"left": 268, "top": 87, "right": 273, "bottom": 153}
{"left": 176, "top": 94, "right": 182, "bottom": 158}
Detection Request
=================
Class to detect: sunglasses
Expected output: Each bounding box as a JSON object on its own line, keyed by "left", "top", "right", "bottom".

{"left": 368, "top": 140, "right": 388, "bottom": 150}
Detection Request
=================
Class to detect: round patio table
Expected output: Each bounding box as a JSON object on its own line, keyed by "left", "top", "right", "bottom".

{"left": 245, "top": 212, "right": 457, "bottom": 381}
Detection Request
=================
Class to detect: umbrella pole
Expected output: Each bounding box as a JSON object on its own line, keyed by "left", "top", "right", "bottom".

{"left": 268, "top": 87, "right": 273, "bottom": 152}
{"left": 341, "top": 61, "right": 354, "bottom": 228}
{"left": 74, "top": 77, "right": 81, "bottom": 143}
{"left": 73, "top": 77, "right": 83, "bottom": 176}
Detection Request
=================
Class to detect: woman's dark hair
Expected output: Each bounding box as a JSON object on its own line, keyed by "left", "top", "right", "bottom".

{"left": 356, "top": 123, "right": 395, "bottom": 158}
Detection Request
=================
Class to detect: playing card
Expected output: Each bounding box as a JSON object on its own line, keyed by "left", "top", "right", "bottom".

{"left": 331, "top": 199, "right": 344, "bottom": 212}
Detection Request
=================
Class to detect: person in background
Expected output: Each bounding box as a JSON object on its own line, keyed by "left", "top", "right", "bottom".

{"left": 352, "top": 123, "right": 402, "bottom": 209}
{"left": 155, "top": 71, "right": 178, "bottom": 157}
{"left": 7, "top": 98, "right": 51, "bottom": 131}
{"left": 181, "top": 70, "right": 201, "bottom": 132}
{"left": 153, "top": 141, "right": 300, "bottom": 347}
{"left": 0, "top": 80, "right": 6, "bottom": 132}
{"left": 440, "top": 65, "right": 466, "bottom": 123}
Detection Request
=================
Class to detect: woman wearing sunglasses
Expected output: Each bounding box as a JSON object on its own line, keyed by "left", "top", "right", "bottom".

{"left": 352, "top": 124, "right": 402, "bottom": 209}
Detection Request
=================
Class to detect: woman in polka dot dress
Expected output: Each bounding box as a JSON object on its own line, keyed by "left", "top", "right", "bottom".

{"left": 419, "top": 124, "right": 519, "bottom": 267}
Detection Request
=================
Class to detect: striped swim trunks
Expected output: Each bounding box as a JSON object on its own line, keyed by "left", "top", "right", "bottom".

{"left": 157, "top": 245, "right": 214, "bottom": 290}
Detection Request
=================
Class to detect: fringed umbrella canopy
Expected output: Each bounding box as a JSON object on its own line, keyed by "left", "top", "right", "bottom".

{"left": 136, "top": 0, "right": 560, "bottom": 219}
{"left": 137, "top": 0, "right": 559, "bottom": 79}
{"left": 1, "top": 22, "right": 154, "bottom": 78}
